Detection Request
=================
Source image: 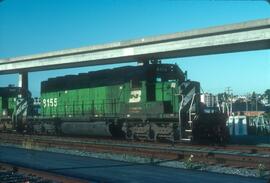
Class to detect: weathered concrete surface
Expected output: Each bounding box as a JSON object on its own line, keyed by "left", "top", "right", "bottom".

{"left": 0, "top": 18, "right": 270, "bottom": 74}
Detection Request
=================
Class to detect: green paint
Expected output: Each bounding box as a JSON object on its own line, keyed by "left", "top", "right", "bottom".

{"left": 41, "top": 79, "right": 180, "bottom": 118}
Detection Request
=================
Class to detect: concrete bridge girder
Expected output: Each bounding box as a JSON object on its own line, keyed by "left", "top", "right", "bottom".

{"left": 0, "top": 27, "right": 269, "bottom": 74}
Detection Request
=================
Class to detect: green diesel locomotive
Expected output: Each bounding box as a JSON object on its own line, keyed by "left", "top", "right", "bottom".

{"left": 0, "top": 86, "right": 20, "bottom": 131}
{"left": 40, "top": 63, "right": 200, "bottom": 141}
{"left": 0, "top": 63, "right": 228, "bottom": 143}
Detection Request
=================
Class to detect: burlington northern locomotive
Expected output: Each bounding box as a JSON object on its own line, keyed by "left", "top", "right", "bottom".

{"left": 0, "top": 63, "right": 228, "bottom": 143}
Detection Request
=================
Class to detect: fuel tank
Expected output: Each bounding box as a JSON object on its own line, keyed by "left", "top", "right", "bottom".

{"left": 60, "top": 121, "right": 112, "bottom": 136}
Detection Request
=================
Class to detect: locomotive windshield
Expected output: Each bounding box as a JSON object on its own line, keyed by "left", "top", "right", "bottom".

{"left": 155, "top": 64, "right": 185, "bottom": 83}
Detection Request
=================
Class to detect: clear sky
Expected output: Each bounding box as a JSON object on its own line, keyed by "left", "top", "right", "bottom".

{"left": 0, "top": 0, "right": 270, "bottom": 97}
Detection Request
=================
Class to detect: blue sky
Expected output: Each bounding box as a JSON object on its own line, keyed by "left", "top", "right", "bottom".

{"left": 0, "top": 0, "right": 269, "bottom": 97}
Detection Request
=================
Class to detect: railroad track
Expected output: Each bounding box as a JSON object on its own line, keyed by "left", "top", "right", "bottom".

{"left": 0, "top": 132, "right": 270, "bottom": 170}
{"left": 1, "top": 132, "right": 269, "bottom": 153}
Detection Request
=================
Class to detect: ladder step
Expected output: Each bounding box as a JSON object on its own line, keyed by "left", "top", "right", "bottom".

{"left": 185, "top": 129, "right": 192, "bottom": 132}
{"left": 180, "top": 138, "right": 191, "bottom": 142}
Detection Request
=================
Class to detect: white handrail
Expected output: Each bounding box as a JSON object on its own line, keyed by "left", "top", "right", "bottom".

{"left": 189, "top": 93, "right": 196, "bottom": 122}
{"left": 178, "top": 94, "right": 184, "bottom": 140}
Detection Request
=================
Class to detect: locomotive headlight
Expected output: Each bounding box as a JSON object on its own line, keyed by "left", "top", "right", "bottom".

{"left": 171, "top": 82, "right": 176, "bottom": 88}
{"left": 119, "top": 86, "right": 123, "bottom": 90}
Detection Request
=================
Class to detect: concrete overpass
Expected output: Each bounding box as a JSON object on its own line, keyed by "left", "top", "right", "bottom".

{"left": 0, "top": 18, "right": 270, "bottom": 91}
{"left": 1, "top": 18, "right": 270, "bottom": 74}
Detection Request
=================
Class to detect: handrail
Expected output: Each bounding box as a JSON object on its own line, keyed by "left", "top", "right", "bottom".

{"left": 178, "top": 94, "right": 184, "bottom": 140}
{"left": 189, "top": 93, "right": 196, "bottom": 122}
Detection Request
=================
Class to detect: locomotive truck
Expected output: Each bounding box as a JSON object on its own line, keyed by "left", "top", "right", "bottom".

{"left": 0, "top": 63, "right": 228, "bottom": 143}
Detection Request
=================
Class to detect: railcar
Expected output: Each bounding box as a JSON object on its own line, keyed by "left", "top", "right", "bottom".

{"left": 0, "top": 86, "right": 20, "bottom": 131}
{"left": 0, "top": 63, "right": 228, "bottom": 143}
{"left": 39, "top": 63, "right": 224, "bottom": 142}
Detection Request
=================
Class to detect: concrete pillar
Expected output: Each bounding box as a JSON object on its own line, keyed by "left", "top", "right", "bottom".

{"left": 18, "top": 72, "right": 28, "bottom": 97}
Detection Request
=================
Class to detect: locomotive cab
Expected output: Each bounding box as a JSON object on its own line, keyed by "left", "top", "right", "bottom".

{"left": 122, "top": 63, "right": 201, "bottom": 141}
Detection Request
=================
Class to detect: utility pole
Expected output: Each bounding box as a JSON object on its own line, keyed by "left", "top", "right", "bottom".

{"left": 256, "top": 95, "right": 258, "bottom": 112}
{"left": 246, "top": 93, "right": 249, "bottom": 113}
{"left": 225, "top": 87, "right": 233, "bottom": 116}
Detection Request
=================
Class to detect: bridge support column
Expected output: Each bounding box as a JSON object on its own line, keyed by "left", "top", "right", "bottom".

{"left": 18, "top": 72, "right": 28, "bottom": 97}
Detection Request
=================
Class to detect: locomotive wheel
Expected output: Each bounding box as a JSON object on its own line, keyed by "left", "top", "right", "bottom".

{"left": 148, "top": 129, "right": 156, "bottom": 141}
{"left": 126, "top": 129, "right": 134, "bottom": 140}
{"left": 173, "top": 129, "right": 180, "bottom": 141}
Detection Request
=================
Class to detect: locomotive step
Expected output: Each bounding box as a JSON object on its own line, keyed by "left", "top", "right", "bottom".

{"left": 180, "top": 138, "right": 191, "bottom": 142}
{"left": 185, "top": 129, "right": 192, "bottom": 132}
